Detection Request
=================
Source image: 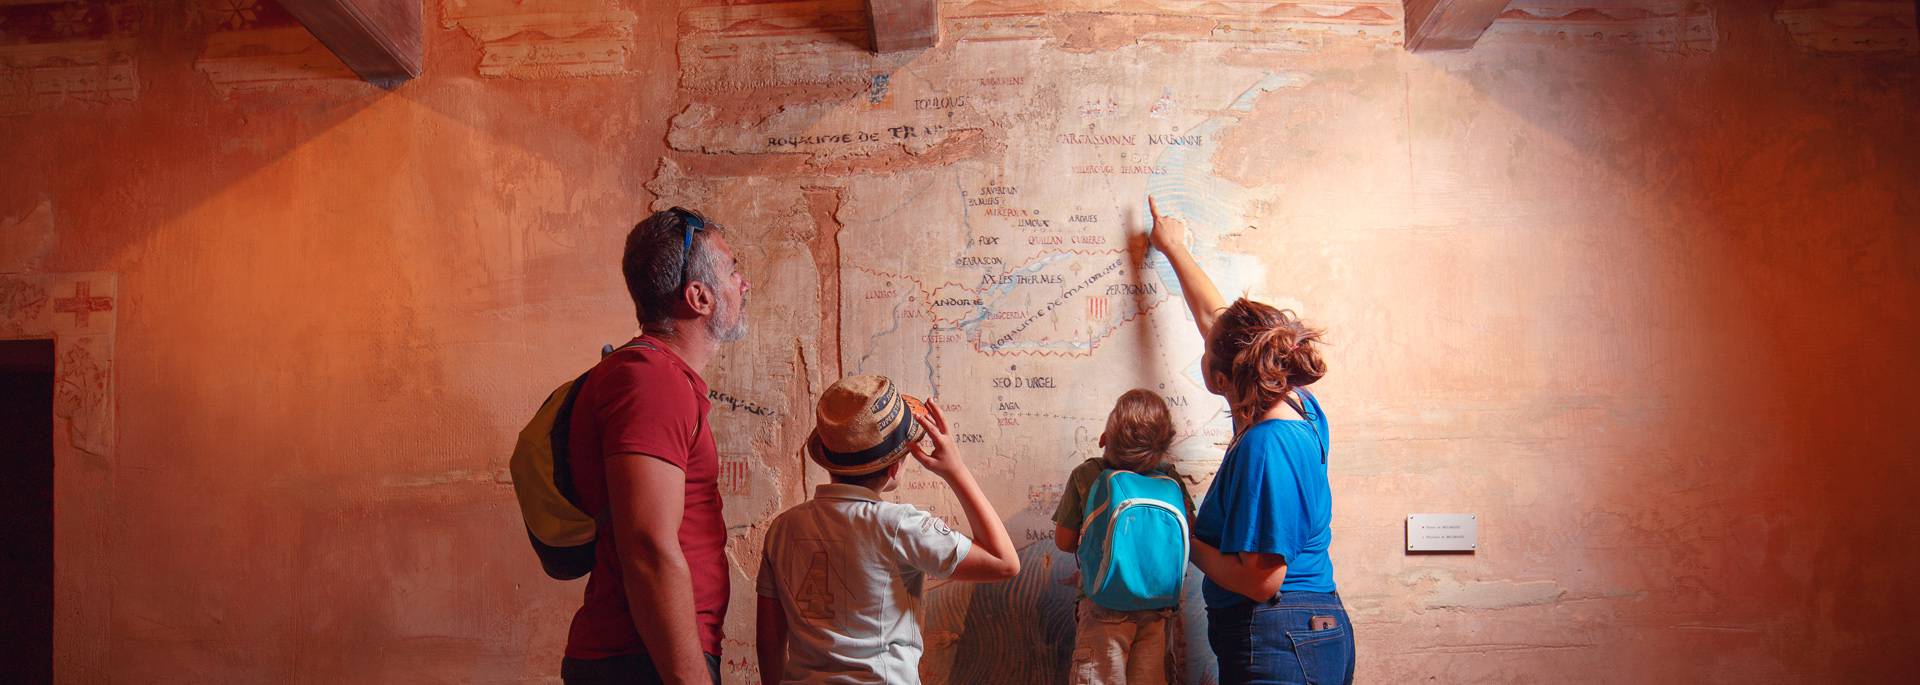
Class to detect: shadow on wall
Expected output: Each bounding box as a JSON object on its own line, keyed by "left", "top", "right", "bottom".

{"left": 0, "top": 2, "right": 690, "bottom": 680}
{"left": 0, "top": 0, "right": 390, "bottom": 261}
{"left": 922, "top": 508, "right": 1077, "bottom": 685}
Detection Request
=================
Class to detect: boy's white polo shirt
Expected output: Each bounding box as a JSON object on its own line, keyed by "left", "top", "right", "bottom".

{"left": 757, "top": 483, "right": 972, "bottom": 684}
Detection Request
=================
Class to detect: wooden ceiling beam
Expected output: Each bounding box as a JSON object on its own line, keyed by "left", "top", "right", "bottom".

{"left": 1405, "top": 0, "right": 1511, "bottom": 52}
{"left": 279, "top": 0, "right": 422, "bottom": 85}
{"left": 867, "top": 0, "right": 940, "bottom": 53}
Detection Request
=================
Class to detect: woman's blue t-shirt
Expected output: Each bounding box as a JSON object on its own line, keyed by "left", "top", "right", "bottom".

{"left": 1193, "top": 390, "right": 1336, "bottom": 607}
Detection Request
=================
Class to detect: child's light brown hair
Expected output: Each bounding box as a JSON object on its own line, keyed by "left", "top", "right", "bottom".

{"left": 1102, "top": 389, "right": 1175, "bottom": 473}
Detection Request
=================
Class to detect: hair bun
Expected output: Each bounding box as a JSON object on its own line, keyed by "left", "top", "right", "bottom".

{"left": 1209, "top": 299, "right": 1328, "bottom": 416}
{"left": 1284, "top": 328, "right": 1326, "bottom": 388}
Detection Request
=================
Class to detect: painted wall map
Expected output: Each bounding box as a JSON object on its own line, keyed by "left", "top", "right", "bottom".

{"left": 824, "top": 52, "right": 1297, "bottom": 685}
{"left": 661, "top": 2, "right": 1399, "bottom": 682}
{"left": 7, "top": 0, "right": 1919, "bottom": 682}
{"left": 645, "top": 1, "right": 1920, "bottom": 682}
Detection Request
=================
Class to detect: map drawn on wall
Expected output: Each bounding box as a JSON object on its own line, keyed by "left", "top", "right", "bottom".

{"left": 658, "top": 2, "right": 1414, "bottom": 683}
{"left": 828, "top": 68, "right": 1290, "bottom": 685}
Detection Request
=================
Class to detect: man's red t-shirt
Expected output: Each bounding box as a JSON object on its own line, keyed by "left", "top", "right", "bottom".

{"left": 565, "top": 336, "right": 727, "bottom": 659}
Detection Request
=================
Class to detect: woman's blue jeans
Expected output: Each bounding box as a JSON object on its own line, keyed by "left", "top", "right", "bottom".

{"left": 1206, "top": 590, "right": 1356, "bottom": 685}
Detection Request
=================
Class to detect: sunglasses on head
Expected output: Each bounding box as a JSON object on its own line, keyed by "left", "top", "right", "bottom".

{"left": 667, "top": 207, "right": 707, "bottom": 291}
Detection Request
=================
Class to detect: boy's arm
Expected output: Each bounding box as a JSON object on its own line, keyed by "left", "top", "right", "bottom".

{"left": 910, "top": 401, "right": 1021, "bottom": 582}
{"left": 944, "top": 462, "right": 1020, "bottom": 582}
{"left": 1176, "top": 472, "right": 1199, "bottom": 524}
{"left": 1053, "top": 525, "right": 1079, "bottom": 553}
{"left": 754, "top": 596, "right": 786, "bottom": 685}
{"left": 1148, "top": 195, "right": 1228, "bottom": 340}
{"left": 1051, "top": 465, "right": 1088, "bottom": 552}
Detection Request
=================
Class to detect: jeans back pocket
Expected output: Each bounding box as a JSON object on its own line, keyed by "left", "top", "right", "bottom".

{"left": 1286, "top": 617, "right": 1354, "bottom": 685}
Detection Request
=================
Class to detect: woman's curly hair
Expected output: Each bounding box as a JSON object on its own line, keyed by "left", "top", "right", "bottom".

{"left": 1206, "top": 298, "right": 1327, "bottom": 418}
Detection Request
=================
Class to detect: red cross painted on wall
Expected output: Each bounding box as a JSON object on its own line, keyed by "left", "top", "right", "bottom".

{"left": 53, "top": 281, "right": 113, "bottom": 328}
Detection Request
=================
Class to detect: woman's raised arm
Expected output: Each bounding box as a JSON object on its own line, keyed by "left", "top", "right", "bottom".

{"left": 1148, "top": 195, "right": 1228, "bottom": 341}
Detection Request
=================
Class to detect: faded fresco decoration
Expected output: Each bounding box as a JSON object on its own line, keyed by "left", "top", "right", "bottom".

{"left": 0, "top": 270, "right": 116, "bottom": 456}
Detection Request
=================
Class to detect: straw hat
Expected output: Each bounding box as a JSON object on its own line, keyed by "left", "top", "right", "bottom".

{"left": 807, "top": 375, "right": 928, "bottom": 477}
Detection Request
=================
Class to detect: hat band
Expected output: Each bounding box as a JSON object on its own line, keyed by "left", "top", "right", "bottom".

{"left": 818, "top": 412, "right": 916, "bottom": 468}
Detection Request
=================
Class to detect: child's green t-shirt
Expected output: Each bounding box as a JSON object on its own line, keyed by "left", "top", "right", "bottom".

{"left": 1051, "top": 458, "right": 1198, "bottom": 533}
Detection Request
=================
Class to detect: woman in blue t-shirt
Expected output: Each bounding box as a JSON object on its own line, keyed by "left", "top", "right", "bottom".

{"left": 1147, "top": 197, "right": 1355, "bottom": 684}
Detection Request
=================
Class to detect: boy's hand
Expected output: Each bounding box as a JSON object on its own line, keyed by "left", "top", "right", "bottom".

{"left": 908, "top": 400, "right": 969, "bottom": 481}
{"left": 1148, "top": 195, "right": 1189, "bottom": 256}
{"left": 917, "top": 397, "right": 1021, "bottom": 582}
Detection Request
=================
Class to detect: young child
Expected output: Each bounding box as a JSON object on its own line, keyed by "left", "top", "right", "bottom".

{"left": 754, "top": 375, "right": 1021, "bottom": 685}
{"left": 1052, "top": 389, "right": 1198, "bottom": 685}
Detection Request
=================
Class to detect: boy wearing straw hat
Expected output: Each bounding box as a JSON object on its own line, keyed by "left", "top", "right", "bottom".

{"left": 753, "top": 375, "right": 1022, "bottom": 685}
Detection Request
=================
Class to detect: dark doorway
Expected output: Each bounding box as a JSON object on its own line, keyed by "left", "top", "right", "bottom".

{"left": 0, "top": 339, "right": 54, "bottom": 683}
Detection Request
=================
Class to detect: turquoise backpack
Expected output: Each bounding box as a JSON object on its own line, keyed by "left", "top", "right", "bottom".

{"left": 1077, "top": 469, "right": 1190, "bottom": 611}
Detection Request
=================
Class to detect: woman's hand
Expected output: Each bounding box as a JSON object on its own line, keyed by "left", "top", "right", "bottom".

{"left": 1145, "top": 194, "right": 1225, "bottom": 340}
{"left": 1148, "top": 195, "right": 1189, "bottom": 257}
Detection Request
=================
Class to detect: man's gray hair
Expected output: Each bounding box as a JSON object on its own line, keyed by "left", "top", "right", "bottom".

{"left": 648, "top": 232, "right": 730, "bottom": 336}
{"left": 622, "top": 208, "right": 727, "bottom": 333}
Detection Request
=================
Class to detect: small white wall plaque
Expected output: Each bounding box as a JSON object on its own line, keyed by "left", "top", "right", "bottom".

{"left": 1406, "top": 513, "right": 1477, "bottom": 552}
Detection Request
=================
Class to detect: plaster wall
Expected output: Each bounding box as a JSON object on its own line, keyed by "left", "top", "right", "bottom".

{"left": 0, "top": 1, "right": 1915, "bottom": 682}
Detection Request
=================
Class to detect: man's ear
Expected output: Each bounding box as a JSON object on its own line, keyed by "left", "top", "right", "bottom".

{"left": 888, "top": 460, "right": 905, "bottom": 479}
{"left": 682, "top": 279, "right": 717, "bottom": 318}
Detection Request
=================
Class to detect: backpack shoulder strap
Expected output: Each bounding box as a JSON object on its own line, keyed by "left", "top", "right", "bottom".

{"left": 599, "top": 337, "right": 709, "bottom": 454}
{"left": 552, "top": 339, "right": 660, "bottom": 506}
{"left": 602, "top": 339, "right": 657, "bottom": 358}
{"left": 549, "top": 369, "right": 595, "bottom": 506}
{"left": 1079, "top": 469, "right": 1126, "bottom": 535}
{"left": 1293, "top": 389, "right": 1330, "bottom": 464}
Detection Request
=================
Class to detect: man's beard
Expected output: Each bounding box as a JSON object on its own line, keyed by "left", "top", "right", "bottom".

{"left": 708, "top": 292, "right": 748, "bottom": 342}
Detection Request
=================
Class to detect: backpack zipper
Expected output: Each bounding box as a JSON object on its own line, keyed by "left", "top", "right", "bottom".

{"left": 1091, "top": 498, "right": 1190, "bottom": 597}
{"left": 1079, "top": 472, "right": 1184, "bottom": 534}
